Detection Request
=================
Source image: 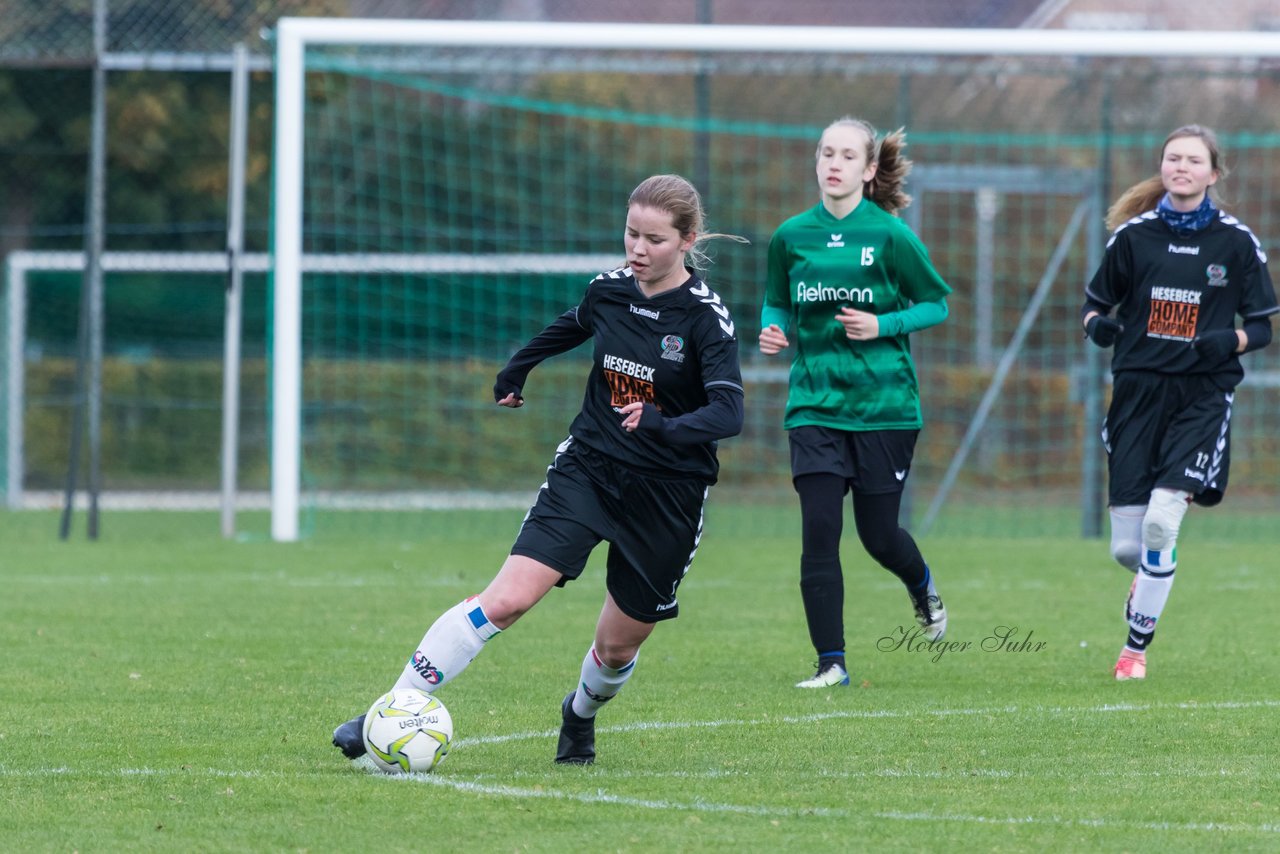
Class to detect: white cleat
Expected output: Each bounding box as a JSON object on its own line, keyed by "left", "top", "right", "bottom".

{"left": 912, "top": 586, "right": 947, "bottom": 642}
{"left": 795, "top": 661, "right": 850, "bottom": 688}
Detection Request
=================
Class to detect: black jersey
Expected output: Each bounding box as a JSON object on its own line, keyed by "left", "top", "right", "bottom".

{"left": 499, "top": 267, "right": 743, "bottom": 484}
{"left": 1085, "top": 210, "right": 1279, "bottom": 385}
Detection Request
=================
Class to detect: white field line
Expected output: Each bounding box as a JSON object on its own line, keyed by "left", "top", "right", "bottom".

{"left": 872, "top": 811, "right": 1280, "bottom": 834}
{"left": 454, "top": 697, "right": 1280, "bottom": 747}
{"left": 7, "top": 761, "right": 1276, "bottom": 834}
{"left": 3, "top": 698, "right": 1277, "bottom": 834}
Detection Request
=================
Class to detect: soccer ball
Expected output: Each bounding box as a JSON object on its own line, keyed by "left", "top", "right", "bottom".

{"left": 361, "top": 688, "right": 453, "bottom": 774}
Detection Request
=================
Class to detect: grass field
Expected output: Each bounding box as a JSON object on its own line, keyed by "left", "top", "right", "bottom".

{"left": 2, "top": 509, "right": 1277, "bottom": 852}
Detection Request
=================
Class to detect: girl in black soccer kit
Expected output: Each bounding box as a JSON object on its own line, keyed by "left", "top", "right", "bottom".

{"left": 332, "top": 174, "right": 746, "bottom": 764}
{"left": 1082, "top": 125, "right": 1277, "bottom": 680}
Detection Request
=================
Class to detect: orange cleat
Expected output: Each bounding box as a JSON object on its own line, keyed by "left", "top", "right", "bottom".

{"left": 1113, "top": 649, "right": 1147, "bottom": 681}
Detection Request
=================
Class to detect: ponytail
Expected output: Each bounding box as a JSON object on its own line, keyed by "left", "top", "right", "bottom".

{"left": 867, "top": 128, "right": 913, "bottom": 216}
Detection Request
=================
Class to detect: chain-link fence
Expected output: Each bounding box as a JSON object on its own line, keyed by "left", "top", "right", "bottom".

{"left": 3, "top": 2, "right": 1279, "bottom": 536}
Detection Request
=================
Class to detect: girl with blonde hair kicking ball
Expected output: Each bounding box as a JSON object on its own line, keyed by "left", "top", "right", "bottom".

{"left": 332, "top": 174, "right": 746, "bottom": 763}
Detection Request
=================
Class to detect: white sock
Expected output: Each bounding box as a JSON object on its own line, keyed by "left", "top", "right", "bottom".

{"left": 393, "top": 597, "right": 500, "bottom": 693}
{"left": 571, "top": 646, "right": 637, "bottom": 719}
{"left": 1126, "top": 554, "right": 1175, "bottom": 650}
{"left": 1126, "top": 488, "right": 1188, "bottom": 651}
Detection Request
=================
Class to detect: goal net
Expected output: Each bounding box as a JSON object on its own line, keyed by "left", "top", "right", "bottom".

{"left": 269, "top": 19, "right": 1280, "bottom": 541}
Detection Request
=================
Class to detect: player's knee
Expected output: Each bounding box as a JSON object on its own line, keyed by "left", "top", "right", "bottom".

{"left": 800, "top": 555, "right": 841, "bottom": 588}
{"left": 1142, "top": 488, "right": 1191, "bottom": 550}
{"left": 474, "top": 591, "right": 531, "bottom": 629}
{"left": 1110, "top": 538, "right": 1141, "bottom": 573}
{"left": 593, "top": 642, "right": 639, "bottom": 670}
{"left": 860, "top": 534, "right": 905, "bottom": 569}
{"left": 1108, "top": 504, "right": 1143, "bottom": 572}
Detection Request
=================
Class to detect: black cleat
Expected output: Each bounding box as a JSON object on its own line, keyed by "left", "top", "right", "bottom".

{"left": 332, "top": 714, "right": 367, "bottom": 759}
{"left": 555, "top": 692, "right": 595, "bottom": 765}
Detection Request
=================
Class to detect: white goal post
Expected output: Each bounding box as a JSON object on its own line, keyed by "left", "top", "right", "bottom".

{"left": 270, "top": 18, "right": 1280, "bottom": 541}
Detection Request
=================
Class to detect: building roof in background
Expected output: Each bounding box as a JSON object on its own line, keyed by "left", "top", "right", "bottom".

{"left": 4, "top": 0, "right": 1278, "bottom": 64}
{"left": 354, "top": 0, "right": 1052, "bottom": 28}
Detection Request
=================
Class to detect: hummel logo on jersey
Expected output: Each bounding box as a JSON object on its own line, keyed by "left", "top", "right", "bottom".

{"left": 630, "top": 304, "right": 660, "bottom": 320}
{"left": 827, "top": 233, "right": 844, "bottom": 248}
{"left": 689, "top": 281, "right": 735, "bottom": 337}
{"left": 1167, "top": 244, "right": 1200, "bottom": 255}
{"left": 894, "top": 469, "right": 907, "bottom": 481}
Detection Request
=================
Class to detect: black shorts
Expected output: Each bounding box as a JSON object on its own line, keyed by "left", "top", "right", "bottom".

{"left": 1103, "top": 371, "right": 1234, "bottom": 508}
{"left": 510, "top": 438, "right": 708, "bottom": 623}
{"left": 788, "top": 425, "right": 919, "bottom": 495}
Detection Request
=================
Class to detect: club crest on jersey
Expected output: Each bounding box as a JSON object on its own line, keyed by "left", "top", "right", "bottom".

{"left": 1205, "top": 264, "right": 1228, "bottom": 287}
{"left": 660, "top": 334, "right": 686, "bottom": 363}
{"left": 827, "top": 233, "right": 845, "bottom": 248}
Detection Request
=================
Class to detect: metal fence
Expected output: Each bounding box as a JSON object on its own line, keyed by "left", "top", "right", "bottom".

{"left": 3, "top": 2, "right": 1280, "bottom": 540}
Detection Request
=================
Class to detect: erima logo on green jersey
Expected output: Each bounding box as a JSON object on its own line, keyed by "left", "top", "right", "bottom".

{"left": 796, "top": 281, "right": 872, "bottom": 303}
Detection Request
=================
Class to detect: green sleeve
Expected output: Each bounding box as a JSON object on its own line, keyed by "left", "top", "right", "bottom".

{"left": 760, "top": 305, "right": 790, "bottom": 332}
{"left": 876, "top": 298, "right": 949, "bottom": 338}
{"left": 890, "top": 221, "right": 952, "bottom": 304}
{"left": 761, "top": 227, "right": 792, "bottom": 332}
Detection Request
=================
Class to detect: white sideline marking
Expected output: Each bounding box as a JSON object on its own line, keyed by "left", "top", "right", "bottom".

{"left": 388, "top": 773, "right": 845, "bottom": 817}
{"left": 876, "top": 810, "right": 1280, "bottom": 835}
{"left": 453, "top": 697, "right": 1280, "bottom": 747}
{"left": 10, "top": 765, "right": 1273, "bottom": 834}
{"left": 4, "top": 698, "right": 1277, "bottom": 835}
{"left": 7, "top": 761, "right": 1276, "bottom": 834}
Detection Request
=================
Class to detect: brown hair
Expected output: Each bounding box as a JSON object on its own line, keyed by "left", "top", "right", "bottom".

{"left": 1105, "top": 124, "right": 1228, "bottom": 231}
{"left": 628, "top": 174, "right": 747, "bottom": 270}
{"left": 819, "top": 117, "right": 913, "bottom": 215}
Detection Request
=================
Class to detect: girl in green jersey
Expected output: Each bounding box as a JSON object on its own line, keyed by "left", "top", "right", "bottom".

{"left": 760, "top": 117, "right": 952, "bottom": 688}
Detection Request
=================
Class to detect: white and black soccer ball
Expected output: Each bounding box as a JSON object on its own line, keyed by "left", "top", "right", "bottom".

{"left": 362, "top": 688, "right": 453, "bottom": 774}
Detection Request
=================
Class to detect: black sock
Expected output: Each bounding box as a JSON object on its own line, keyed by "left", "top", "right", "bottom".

{"left": 818, "top": 652, "right": 845, "bottom": 671}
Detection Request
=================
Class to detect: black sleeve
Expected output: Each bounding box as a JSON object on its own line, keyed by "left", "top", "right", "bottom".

{"left": 494, "top": 309, "right": 590, "bottom": 401}
{"left": 1242, "top": 315, "right": 1273, "bottom": 354}
{"left": 634, "top": 385, "right": 744, "bottom": 446}
{"left": 1080, "top": 298, "right": 1113, "bottom": 322}
{"left": 1083, "top": 230, "right": 1130, "bottom": 316}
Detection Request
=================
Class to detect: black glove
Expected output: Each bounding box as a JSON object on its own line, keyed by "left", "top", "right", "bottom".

{"left": 1084, "top": 315, "right": 1122, "bottom": 348}
{"left": 493, "top": 371, "right": 524, "bottom": 405}
{"left": 1192, "top": 328, "right": 1239, "bottom": 364}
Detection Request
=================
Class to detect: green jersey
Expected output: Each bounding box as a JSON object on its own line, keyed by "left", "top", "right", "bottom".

{"left": 764, "top": 200, "right": 951, "bottom": 431}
